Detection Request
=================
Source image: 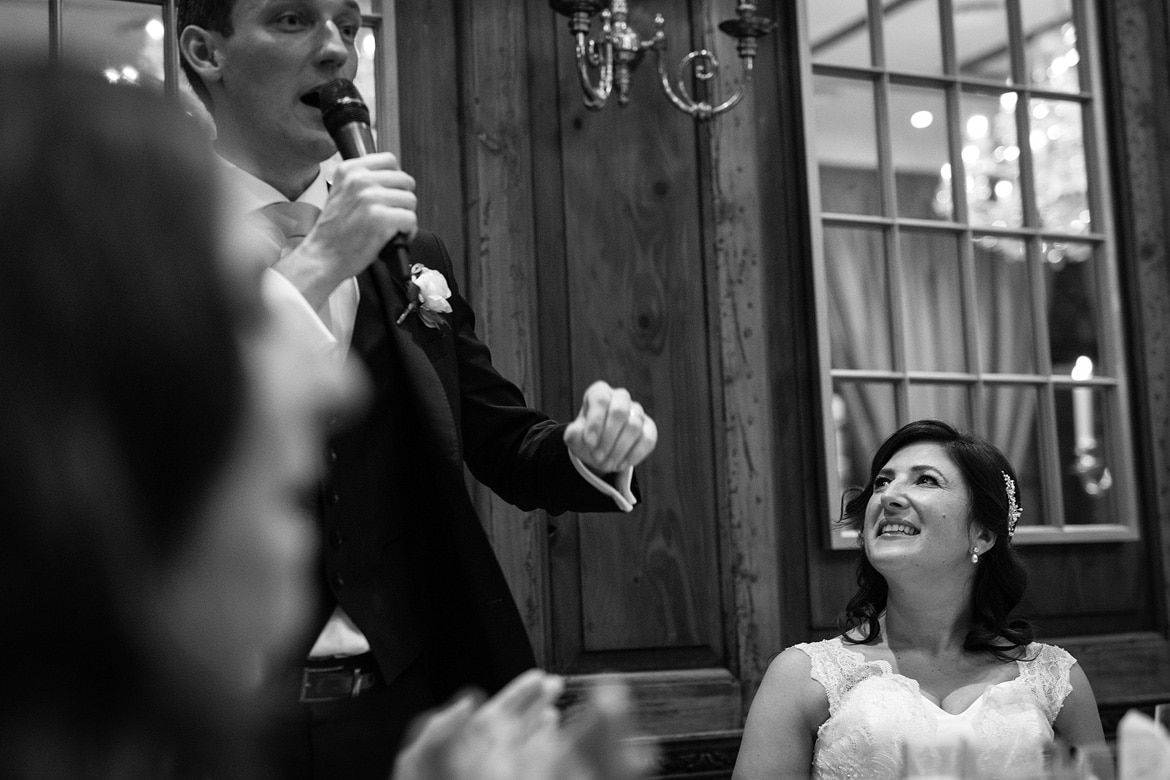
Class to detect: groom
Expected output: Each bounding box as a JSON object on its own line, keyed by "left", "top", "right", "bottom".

{"left": 176, "top": 0, "right": 658, "bottom": 777}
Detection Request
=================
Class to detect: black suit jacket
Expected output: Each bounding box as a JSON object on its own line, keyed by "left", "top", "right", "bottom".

{"left": 315, "top": 230, "right": 628, "bottom": 699}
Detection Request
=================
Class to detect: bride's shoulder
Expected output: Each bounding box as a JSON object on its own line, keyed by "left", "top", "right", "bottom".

{"left": 775, "top": 636, "right": 883, "bottom": 683}
{"left": 791, "top": 635, "right": 844, "bottom": 653}
{"left": 754, "top": 647, "right": 818, "bottom": 705}
{"left": 763, "top": 639, "right": 851, "bottom": 685}
{"left": 1019, "top": 641, "right": 1077, "bottom": 670}
{"left": 783, "top": 636, "right": 862, "bottom": 666}
{"left": 764, "top": 643, "right": 817, "bottom": 677}
{"left": 754, "top": 646, "right": 833, "bottom": 724}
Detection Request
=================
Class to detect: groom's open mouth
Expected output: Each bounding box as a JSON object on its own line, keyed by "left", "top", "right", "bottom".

{"left": 300, "top": 88, "right": 322, "bottom": 109}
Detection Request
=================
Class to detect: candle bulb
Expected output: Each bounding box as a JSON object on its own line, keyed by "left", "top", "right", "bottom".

{"left": 1071, "top": 356, "right": 1095, "bottom": 453}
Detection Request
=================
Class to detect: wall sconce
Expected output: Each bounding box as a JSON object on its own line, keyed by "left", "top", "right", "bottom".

{"left": 549, "top": 0, "right": 775, "bottom": 121}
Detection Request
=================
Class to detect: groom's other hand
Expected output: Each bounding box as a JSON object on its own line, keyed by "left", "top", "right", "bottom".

{"left": 564, "top": 381, "right": 658, "bottom": 475}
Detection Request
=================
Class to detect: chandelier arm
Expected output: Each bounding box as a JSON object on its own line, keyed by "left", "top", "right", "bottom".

{"left": 645, "top": 22, "right": 715, "bottom": 119}
{"left": 649, "top": 42, "right": 701, "bottom": 117}
{"left": 655, "top": 45, "right": 748, "bottom": 121}
{"left": 700, "top": 85, "right": 745, "bottom": 119}
{"left": 700, "top": 59, "right": 754, "bottom": 119}
{"left": 573, "top": 32, "right": 613, "bottom": 109}
{"left": 672, "top": 50, "right": 704, "bottom": 111}
{"left": 584, "top": 36, "right": 602, "bottom": 67}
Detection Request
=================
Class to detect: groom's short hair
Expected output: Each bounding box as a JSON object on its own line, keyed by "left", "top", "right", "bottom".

{"left": 177, "top": 0, "right": 236, "bottom": 111}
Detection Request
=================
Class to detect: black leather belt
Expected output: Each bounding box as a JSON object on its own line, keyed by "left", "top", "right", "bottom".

{"left": 299, "top": 652, "right": 384, "bottom": 703}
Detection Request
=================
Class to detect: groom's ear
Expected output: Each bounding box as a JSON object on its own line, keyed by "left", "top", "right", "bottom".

{"left": 178, "top": 26, "right": 226, "bottom": 87}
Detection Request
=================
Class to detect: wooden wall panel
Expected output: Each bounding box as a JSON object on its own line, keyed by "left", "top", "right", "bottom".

{"left": 750, "top": 0, "right": 828, "bottom": 664}
{"left": 579, "top": 513, "right": 713, "bottom": 651}
{"left": 395, "top": 0, "right": 464, "bottom": 277}
{"left": 457, "top": 0, "right": 554, "bottom": 666}
{"left": 1111, "top": 0, "right": 1170, "bottom": 636}
{"left": 702, "top": 0, "right": 802, "bottom": 703}
{"left": 553, "top": 1, "right": 724, "bottom": 665}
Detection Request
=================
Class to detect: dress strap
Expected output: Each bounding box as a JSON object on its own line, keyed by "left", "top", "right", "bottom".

{"left": 1017, "top": 642, "right": 1075, "bottom": 723}
{"left": 794, "top": 637, "right": 882, "bottom": 715}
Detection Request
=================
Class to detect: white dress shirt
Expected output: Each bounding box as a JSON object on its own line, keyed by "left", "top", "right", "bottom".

{"left": 220, "top": 158, "right": 369, "bottom": 658}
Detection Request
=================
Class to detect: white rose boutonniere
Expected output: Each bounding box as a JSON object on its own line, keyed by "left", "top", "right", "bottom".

{"left": 396, "top": 263, "right": 453, "bottom": 328}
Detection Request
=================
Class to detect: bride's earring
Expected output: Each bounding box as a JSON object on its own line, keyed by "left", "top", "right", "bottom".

{"left": 971, "top": 549, "right": 980, "bottom": 564}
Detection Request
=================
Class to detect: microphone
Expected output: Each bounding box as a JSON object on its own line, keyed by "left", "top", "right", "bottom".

{"left": 317, "top": 78, "right": 415, "bottom": 307}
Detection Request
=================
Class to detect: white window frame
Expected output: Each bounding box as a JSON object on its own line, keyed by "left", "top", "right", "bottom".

{"left": 797, "top": 0, "right": 1139, "bottom": 549}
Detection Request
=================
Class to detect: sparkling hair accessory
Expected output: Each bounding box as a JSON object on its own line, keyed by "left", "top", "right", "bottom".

{"left": 1003, "top": 472, "right": 1022, "bottom": 538}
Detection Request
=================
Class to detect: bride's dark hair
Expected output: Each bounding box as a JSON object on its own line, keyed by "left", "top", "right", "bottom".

{"left": 838, "top": 419, "right": 1035, "bottom": 662}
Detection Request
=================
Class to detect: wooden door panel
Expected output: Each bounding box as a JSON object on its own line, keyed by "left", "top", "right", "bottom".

{"left": 548, "top": 0, "right": 724, "bottom": 671}
{"left": 580, "top": 511, "right": 716, "bottom": 651}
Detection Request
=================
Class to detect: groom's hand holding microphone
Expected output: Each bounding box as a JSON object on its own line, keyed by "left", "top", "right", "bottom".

{"left": 272, "top": 79, "right": 417, "bottom": 312}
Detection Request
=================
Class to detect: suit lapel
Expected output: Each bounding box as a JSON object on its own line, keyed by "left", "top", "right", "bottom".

{"left": 367, "top": 260, "right": 462, "bottom": 463}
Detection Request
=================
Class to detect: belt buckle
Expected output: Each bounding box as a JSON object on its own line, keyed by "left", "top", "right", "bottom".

{"left": 300, "top": 665, "right": 366, "bottom": 703}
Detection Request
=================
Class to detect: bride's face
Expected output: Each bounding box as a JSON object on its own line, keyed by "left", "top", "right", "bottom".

{"left": 862, "top": 442, "right": 981, "bottom": 577}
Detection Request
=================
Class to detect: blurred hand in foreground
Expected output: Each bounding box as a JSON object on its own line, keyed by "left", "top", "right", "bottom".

{"left": 392, "top": 670, "right": 657, "bottom": 780}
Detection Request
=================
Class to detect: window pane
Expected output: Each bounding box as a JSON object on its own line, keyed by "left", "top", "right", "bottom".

{"left": 954, "top": 0, "right": 1011, "bottom": 83}
{"left": 0, "top": 0, "right": 50, "bottom": 57}
{"left": 832, "top": 381, "right": 898, "bottom": 491}
{"left": 1046, "top": 240, "right": 1099, "bottom": 370}
{"left": 973, "top": 236, "right": 1036, "bottom": 374}
{"left": 64, "top": 0, "right": 164, "bottom": 88}
{"left": 1031, "top": 99, "right": 1090, "bottom": 234}
{"left": 826, "top": 226, "right": 894, "bottom": 370}
{"left": 809, "top": 0, "right": 870, "bottom": 68}
{"left": 1022, "top": 0, "right": 1081, "bottom": 93}
{"left": 961, "top": 90, "right": 1022, "bottom": 228}
{"left": 890, "top": 84, "right": 951, "bottom": 220}
{"left": 1055, "top": 386, "right": 1114, "bottom": 523}
{"left": 900, "top": 230, "right": 966, "bottom": 372}
{"left": 908, "top": 383, "right": 970, "bottom": 429}
{"left": 882, "top": 0, "right": 942, "bottom": 75}
{"left": 982, "top": 384, "right": 1046, "bottom": 528}
{"left": 814, "top": 76, "right": 880, "bottom": 215}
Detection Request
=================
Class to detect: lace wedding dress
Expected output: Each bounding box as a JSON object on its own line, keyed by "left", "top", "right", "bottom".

{"left": 796, "top": 637, "right": 1074, "bottom": 779}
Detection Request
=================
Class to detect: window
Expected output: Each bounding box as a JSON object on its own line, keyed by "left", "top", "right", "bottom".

{"left": 800, "top": 0, "right": 1138, "bottom": 546}
{"left": 0, "top": 0, "right": 399, "bottom": 153}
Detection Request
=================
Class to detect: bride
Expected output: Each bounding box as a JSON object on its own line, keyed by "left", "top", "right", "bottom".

{"left": 732, "top": 420, "right": 1105, "bottom": 779}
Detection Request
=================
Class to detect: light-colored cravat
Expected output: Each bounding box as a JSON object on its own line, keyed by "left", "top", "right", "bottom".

{"left": 257, "top": 200, "right": 359, "bottom": 348}
{"left": 260, "top": 201, "right": 322, "bottom": 258}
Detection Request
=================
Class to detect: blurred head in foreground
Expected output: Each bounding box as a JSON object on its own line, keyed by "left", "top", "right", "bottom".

{"left": 0, "top": 58, "right": 358, "bottom": 777}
